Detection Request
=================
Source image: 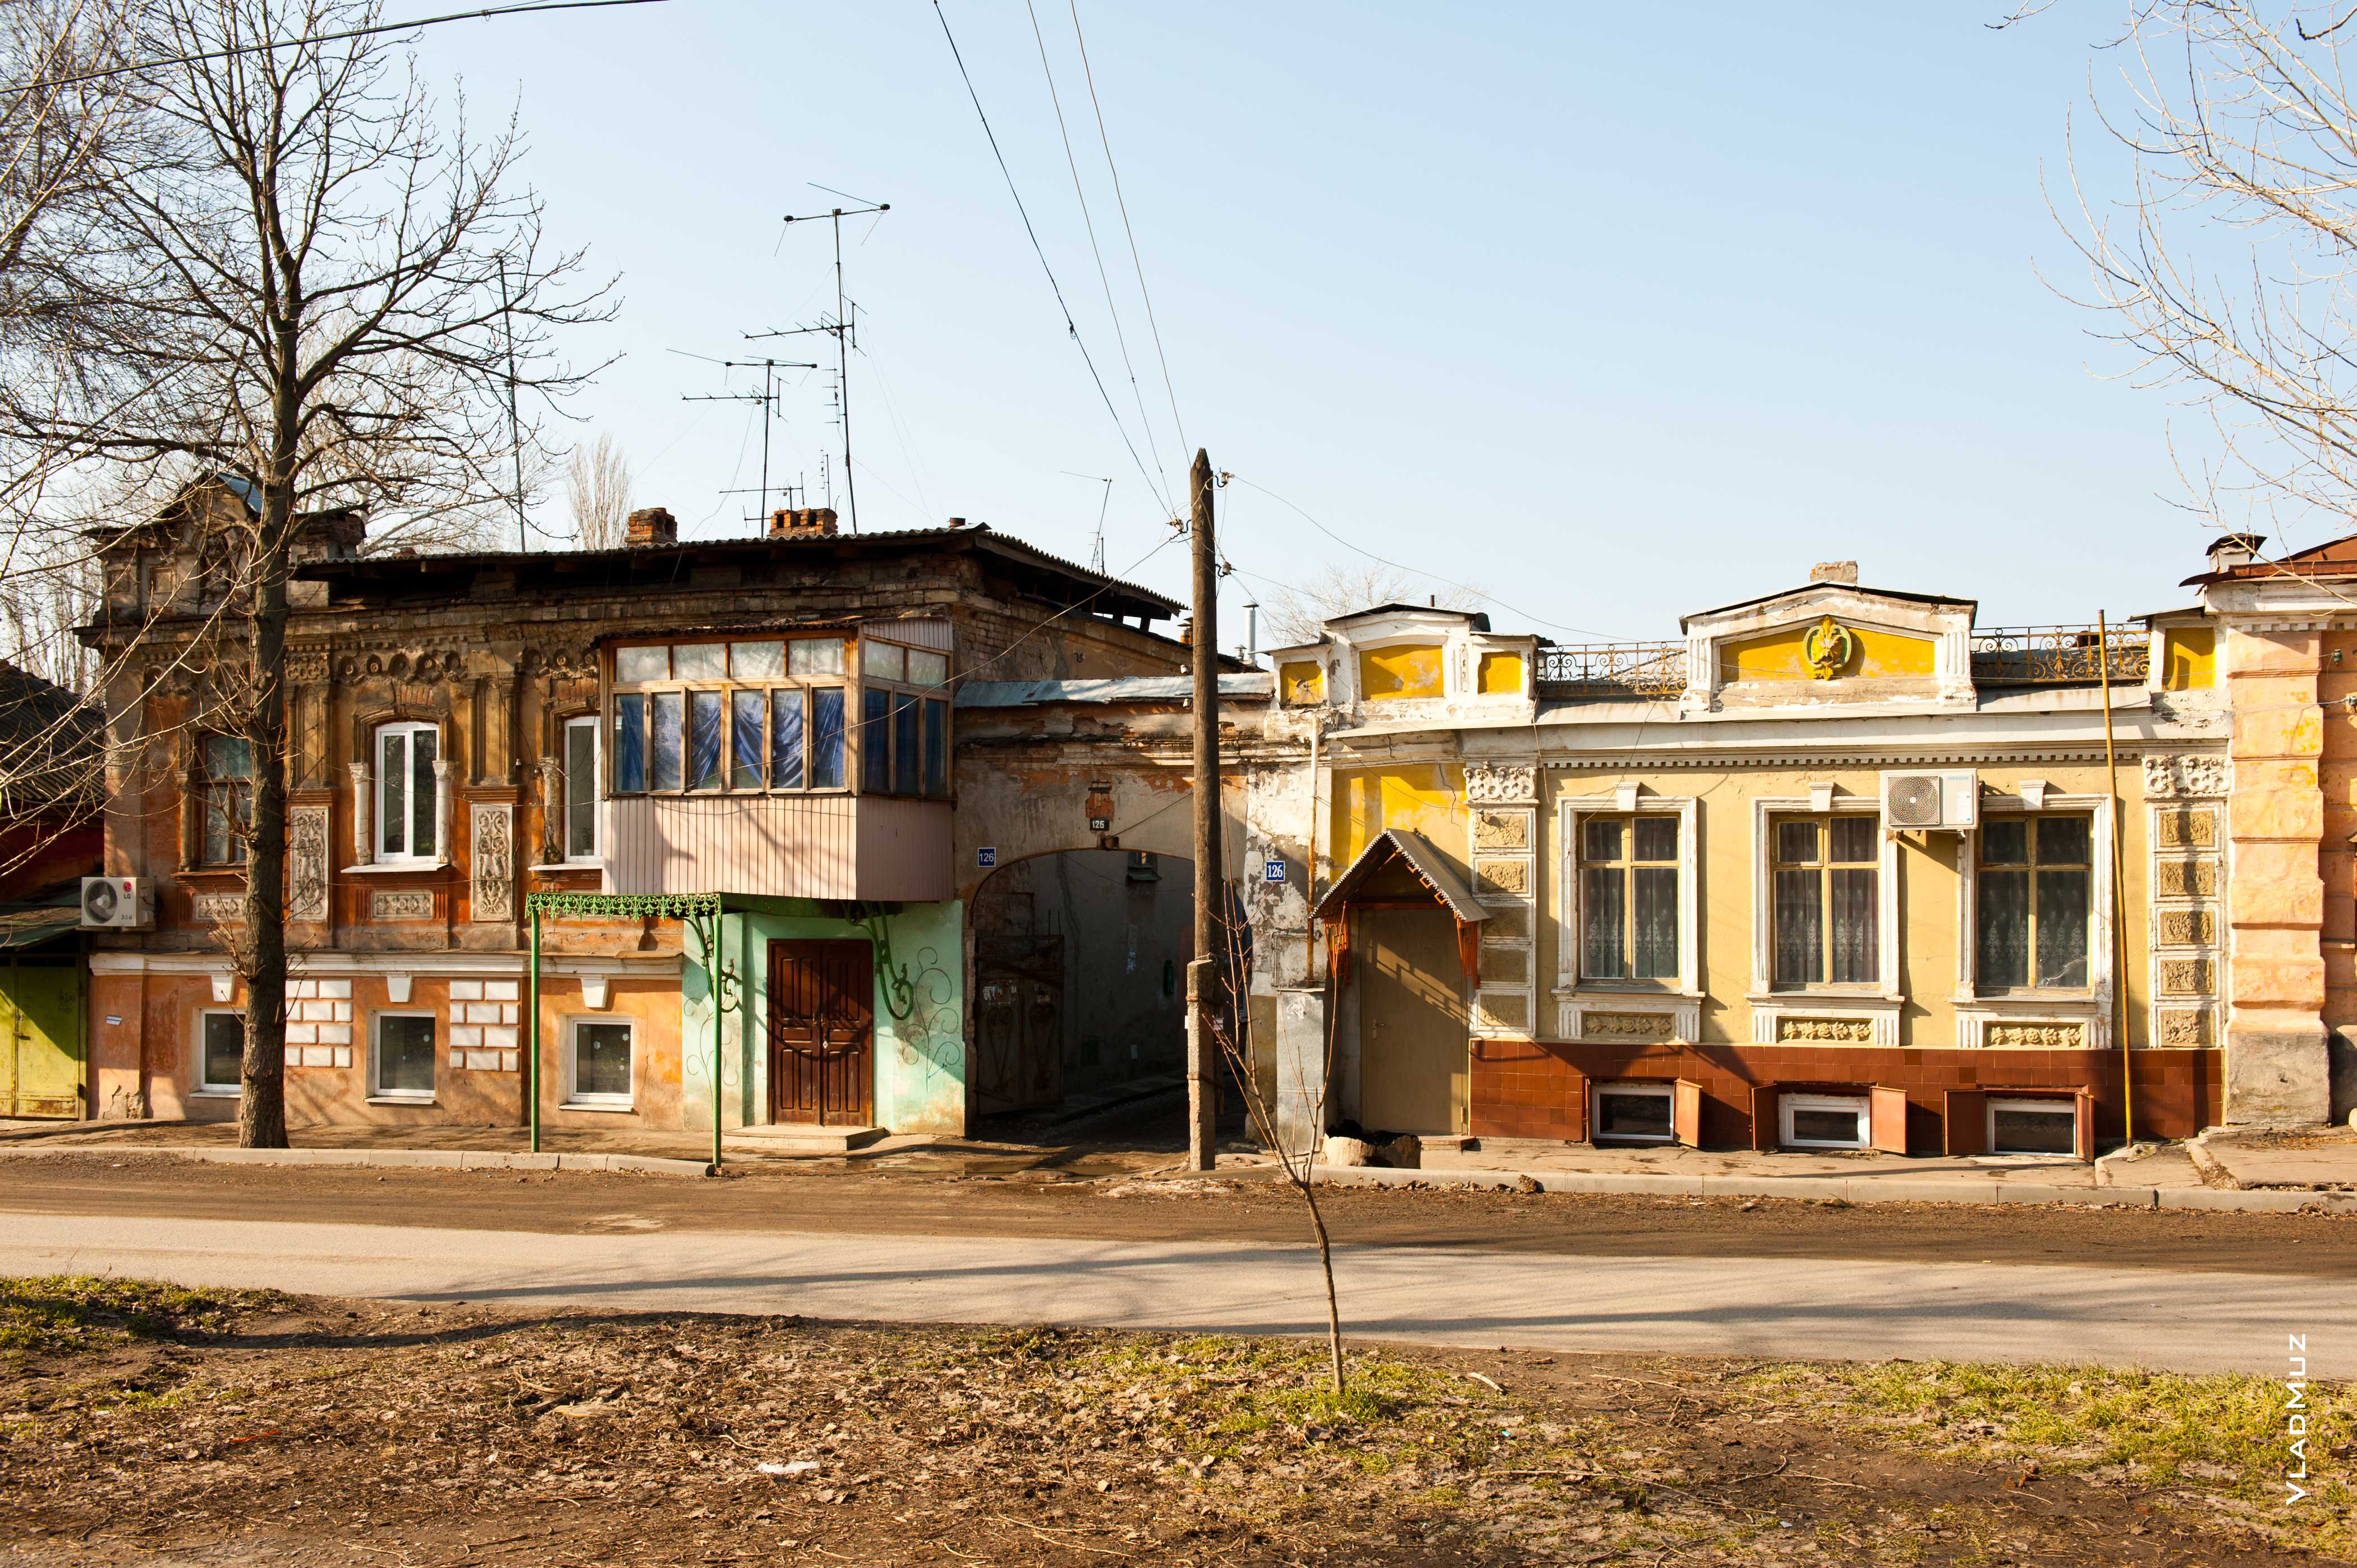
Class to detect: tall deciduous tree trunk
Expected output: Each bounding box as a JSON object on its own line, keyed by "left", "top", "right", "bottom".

{"left": 238, "top": 465, "right": 293, "bottom": 1148}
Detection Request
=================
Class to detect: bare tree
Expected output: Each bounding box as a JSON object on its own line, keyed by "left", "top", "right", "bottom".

{"left": 2046, "top": 2, "right": 2357, "bottom": 537}
{"left": 1262, "top": 562, "right": 1486, "bottom": 649}
{"left": 566, "top": 429, "right": 630, "bottom": 549}
{"left": 0, "top": 0, "right": 610, "bottom": 1146}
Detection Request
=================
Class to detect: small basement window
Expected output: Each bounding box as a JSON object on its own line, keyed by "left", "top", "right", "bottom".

{"left": 1988, "top": 1096, "right": 2077, "bottom": 1156}
{"left": 1592, "top": 1082, "right": 1674, "bottom": 1143}
{"left": 1780, "top": 1092, "right": 1869, "bottom": 1151}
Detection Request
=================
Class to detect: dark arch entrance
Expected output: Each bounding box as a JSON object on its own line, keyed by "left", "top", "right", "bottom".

{"left": 970, "top": 849, "right": 1193, "bottom": 1116}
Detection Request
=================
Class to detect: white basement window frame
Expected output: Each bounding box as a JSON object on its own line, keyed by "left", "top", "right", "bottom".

{"left": 1780, "top": 1092, "right": 1870, "bottom": 1151}
{"left": 1591, "top": 1081, "right": 1675, "bottom": 1144}
{"left": 1987, "top": 1096, "right": 2078, "bottom": 1156}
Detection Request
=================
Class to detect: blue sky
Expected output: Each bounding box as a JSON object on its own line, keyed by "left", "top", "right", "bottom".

{"left": 410, "top": 1, "right": 2225, "bottom": 644}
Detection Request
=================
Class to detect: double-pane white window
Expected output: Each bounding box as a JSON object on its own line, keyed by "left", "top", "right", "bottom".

{"left": 1579, "top": 816, "right": 1678, "bottom": 981}
{"left": 1976, "top": 815, "right": 2092, "bottom": 991}
{"left": 375, "top": 722, "right": 440, "bottom": 862}
{"left": 1771, "top": 816, "right": 1878, "bottom": 988}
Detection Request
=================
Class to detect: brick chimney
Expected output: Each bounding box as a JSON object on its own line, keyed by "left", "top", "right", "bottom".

{"left": 1809, "top": 560, "right": 1859, "bottom": 585}
{"left": 625, "top": 507, "right": 677, "bottom": 548}
{"left": 768, "top": 507, "right": 838, "bottom": 539}
{"left": 2206, "top": 532, "right": 2265, "bottom": 572}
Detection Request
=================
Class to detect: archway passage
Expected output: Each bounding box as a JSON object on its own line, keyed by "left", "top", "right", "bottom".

{"left": 970, "top": 850, "right": 1192, "bottom": 1118}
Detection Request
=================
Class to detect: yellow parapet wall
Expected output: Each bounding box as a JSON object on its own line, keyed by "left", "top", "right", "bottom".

{"left": 2162, "top": 627, "right": 2216, "bottom": 691}
{"left": 1478, "top": 650, "right": 1526, "bottom": 696}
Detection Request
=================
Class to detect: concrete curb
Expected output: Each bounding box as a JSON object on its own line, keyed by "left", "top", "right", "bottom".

{"left": 1310, "top": 1163, "right": 2357, "bottom": 1215}
{"left": 0, "top": 1145, "right": 714, "bottom": 1178}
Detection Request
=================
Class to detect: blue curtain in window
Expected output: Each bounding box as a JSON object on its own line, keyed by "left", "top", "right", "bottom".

{"left": 614, "top": 694, "right": 645, "bottom": 793}
{"left": 811, "top": 689, "right": 845, "bottom": 788}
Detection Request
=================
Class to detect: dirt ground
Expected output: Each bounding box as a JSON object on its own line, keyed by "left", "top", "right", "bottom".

{"left": 0, "top": 1276, "right": 2340, "bottom": 1568}
{"left": 8, "top": 1152, "right": 2357, "bottom": 1279}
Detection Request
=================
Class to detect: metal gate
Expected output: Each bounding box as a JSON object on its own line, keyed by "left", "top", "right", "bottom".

{"left": 0, "top": 958, "right": 82, "bottom": 1119}
{"left": 973, "top": 936, "right": 1064, "bottom": 1116}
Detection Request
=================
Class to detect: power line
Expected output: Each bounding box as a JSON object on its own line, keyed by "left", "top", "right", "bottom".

{"left": 1022, "top": 0, "right": 1169, "bottom": 500}
{"left": 6, "top": 0, "right": 668, "bottom": 94}
{"left": 1226, "top": 475, "right": 1627, "bottom": 641}
{"left": 929, "top": 0, "right": 1175, "bottom": 519}
{"left": 1067, "top": 0, "right": 1187, "bottom": 464}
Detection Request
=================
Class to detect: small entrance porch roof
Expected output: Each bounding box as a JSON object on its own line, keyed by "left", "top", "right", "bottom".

{"left": 1312, "top": 830, "right": 1489, "bottom": 926}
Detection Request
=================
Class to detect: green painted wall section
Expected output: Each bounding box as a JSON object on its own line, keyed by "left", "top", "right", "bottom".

{"left": 679, "top": 900, "right": 966, "bottom": 1135}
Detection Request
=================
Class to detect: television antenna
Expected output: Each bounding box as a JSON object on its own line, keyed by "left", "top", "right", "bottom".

{"left": 753, "top": 190, "right": 890, "bottom": 534}
{"left": 1062, "top": 471, "right": 1114, "bottom": 572}
{"left": 680, "top": 356, "right": 817, "bottom": 525}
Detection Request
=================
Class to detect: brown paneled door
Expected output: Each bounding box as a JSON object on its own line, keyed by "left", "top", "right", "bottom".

{"left": 768, "top": 940, "right": 875, "bottom": 1127}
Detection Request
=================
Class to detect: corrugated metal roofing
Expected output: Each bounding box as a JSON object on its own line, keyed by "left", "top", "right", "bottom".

{"left": 957, "top": 673, "right": 1274, "bottom": 707}
{"left": 1312, "top": 829, "right": 1489, "bottom": 925}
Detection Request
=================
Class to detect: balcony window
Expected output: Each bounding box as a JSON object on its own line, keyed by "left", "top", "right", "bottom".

{"left": 609, "top": 637, "right": 856, "bottom": 796}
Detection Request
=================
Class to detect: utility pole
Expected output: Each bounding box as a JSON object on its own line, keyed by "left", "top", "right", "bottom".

{"left": 762, "top": 196, "right": 889, "bottom": 532}
{"left": 1187, "top": 448, "right": 1220, "bottom": 1173}
{"left": 497, "top": 257, "right": 527, "bottom": 551}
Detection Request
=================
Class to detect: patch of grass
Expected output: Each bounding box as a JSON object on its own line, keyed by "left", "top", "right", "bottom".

{"left": 0, "top": 1276, "right": 277, "bottom": 1363}
{"left": 1745, "top": 1359, "right": 2350, "bottom": 1551}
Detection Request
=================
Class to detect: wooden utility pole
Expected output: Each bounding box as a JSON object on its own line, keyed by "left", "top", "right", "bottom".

{"left": 1188, "top": 448, "right": 1220, "bottom": 1172}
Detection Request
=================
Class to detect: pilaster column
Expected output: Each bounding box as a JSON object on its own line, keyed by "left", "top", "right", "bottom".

{"left": 348, "top": 762, "right": 372, "bottom": 865}
{"left": 2222, "top": 620, "right": 2331, "bottom": 1124}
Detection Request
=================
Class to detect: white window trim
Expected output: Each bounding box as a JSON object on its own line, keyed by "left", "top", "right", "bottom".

{"left": 1986, "top": 1095, "right": 2079, "bottom": 1155}
{"left": 1780, "top": 1092, "right": 1871, "bottom": 1151}
{"left": 1950, "top": 794, "right": 2115, "bottom": 1050}
{"left": 562, "top": 1014, "right": 635, "bottom": 1110}
{"left": 562, "top": 715, "right": 602, "bottom": 864}
{"left": 194, "top": 1006, "right": 244, "bottom": 1096}
{"left": 1555, "top": 793, "right": 1701, "bottom": 997}
{"left": 370, "top": 1009, "right": 438, "bottom": 1102}
{"left": 1591, "top": 1080, "right": 1675, "bottom": 1144}
{"left": 1749, "top": 795, "right": 1902, "bottom": 1002}
{"left": 373, "top": 721, "right": 448, "bottom": 866}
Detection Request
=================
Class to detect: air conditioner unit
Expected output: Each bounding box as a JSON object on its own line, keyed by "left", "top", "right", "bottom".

{"left": 1880, "top": 769, "right": 1979, "bottom": 832}
{"left": 80, "top": 876, "right": 154, "bottom": 930}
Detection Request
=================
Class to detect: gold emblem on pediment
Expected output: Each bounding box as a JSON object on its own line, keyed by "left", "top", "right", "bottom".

{"left": 1800, "top": 617, "right": 1855, "bottom": 680}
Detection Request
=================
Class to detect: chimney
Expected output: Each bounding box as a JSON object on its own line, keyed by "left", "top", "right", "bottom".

{"left": 947, "top": 516, "right": 967, "bottom": 529}
{"left": 768, "top": 507, "right": 838, "bottom": 540}
{"left": 626, "top": 507, "right": 678, "bottom": 548}
{"left": 1809, "top": 560, "right": 1859, "bottom": 586}
{"left": 2207, "top": 532, "right": 2266, "bottom": 572}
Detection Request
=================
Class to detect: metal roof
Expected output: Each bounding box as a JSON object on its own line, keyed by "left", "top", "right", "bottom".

{"left": 1312, "top": 829, "right": 1489, "bottom": 925}
{"left": 958, "top": 673, "right": 1274, "bottom": 708}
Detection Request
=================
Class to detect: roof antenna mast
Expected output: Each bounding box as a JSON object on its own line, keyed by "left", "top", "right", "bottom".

{"left": 682, "top": 356, "right": 819, "bottom": 527}
{"left": 1062, "top": 471, "right": 1114, "bottom": 571}
{"left": 755, "top": 188, "right": 891, "bottom": 534}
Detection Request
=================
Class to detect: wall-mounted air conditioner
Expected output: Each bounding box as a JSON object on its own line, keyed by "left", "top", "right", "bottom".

{"left": 80, "top": 876, "right": 154, "bottom": 930}
{"left": 1879, "top": 769, "right": 1979, "bottom": 832}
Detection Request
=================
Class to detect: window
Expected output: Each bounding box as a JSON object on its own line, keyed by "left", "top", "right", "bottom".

{"left": 567, "top": 1018, "right": 634, "bottom": 1108}
{"left": 373, "top": 1013, "right": 437, "bottom": 1100}
{"left": 1771, "top": 815, "right": 1878, "bottom": 988}
{"left": 375, "top": 723, "right": 440, "bottom": 862}
{"left": 1592, "top": 1082, "right": 1673, "bottom": 1143}
{"left": 199, "top": 735, "right": 252, "bottom": 866}
{"left": 1988, "top": 1096, "right": 2076, "bottom": 1156}
{"left": 1976, "top": 815, "right": 2092, "bottom": 991}
{"left": 1580, "top": 816, "right": 1678, "bottom": 981}
{"left": 563, "top": 716, "right": 600, "bottom": 862}
{"left": 197, "top": 1010, "right": 244, "bottom": 1095}
{"left": 609, "top": 637, "right": 851, "bottom": 795}
{"left": 857, "top": 638, "right": 952, "bottom": 799}
{"left": 1780, "top": 1092, "right": 1869, "bottom": 1150}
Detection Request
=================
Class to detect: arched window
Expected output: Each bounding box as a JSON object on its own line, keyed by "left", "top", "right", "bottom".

{"left": 375, "top": 720, "right": 440, "bottom": 862}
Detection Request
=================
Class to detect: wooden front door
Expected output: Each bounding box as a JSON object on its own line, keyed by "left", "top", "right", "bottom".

{"left": 1357, "top": 908, "right": 1467, "bottom": 1136}
{"left": 768, "top": 940, "right": 875, "bottom": 1127}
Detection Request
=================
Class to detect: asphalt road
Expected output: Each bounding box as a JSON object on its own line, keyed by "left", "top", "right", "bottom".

{"left": 0, "top": 1210, "right": 2337, "bottom": 1376}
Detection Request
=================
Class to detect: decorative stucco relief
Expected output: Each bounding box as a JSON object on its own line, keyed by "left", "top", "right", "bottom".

{"left": 470, "top": 804, "right": 514, "bottom": 923}
{"left": 1464, "top": 764, "right": 1537, "bottom": 804}
{"left": 288, "top": 805, "right": 330, "bottom": 922}
{"left": 191, "top": 893, "right": 243, "bottom": 925}
{"left": 1777, "top": 1017, "right": 1874, "bottom": 1043}
{"left": 371, "top": 890, "right": 434, "bottom": 921}
{"left": 2142, "top": 754, "right": 2229, "bottom": 799}
{"left": 1986, "top": 1022, "right": 2084, "bottom": 1049}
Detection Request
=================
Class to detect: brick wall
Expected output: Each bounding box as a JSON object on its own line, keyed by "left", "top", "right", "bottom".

{"left": 1471, "top": 1039, "right": 2222, "bottom": 1151}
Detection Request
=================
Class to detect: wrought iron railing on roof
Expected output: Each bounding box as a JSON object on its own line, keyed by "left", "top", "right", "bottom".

{"left": 1531, "top": 622, "right": 2149, "bottom": 697}
{"left": 1536, "top": 642, "right": 1688, "bottom": 696}
{"left": 1968, "top": 624, "right": 2148, "bottom": 686}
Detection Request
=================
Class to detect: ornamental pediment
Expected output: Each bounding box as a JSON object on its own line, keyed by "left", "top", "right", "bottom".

{"left": 1676, "top": 582, "right": 1976, "bottom": 713}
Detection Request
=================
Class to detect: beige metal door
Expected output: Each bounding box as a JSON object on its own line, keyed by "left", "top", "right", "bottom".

{"left": 1358, "top": 908, "right": 1467, "bottom": 1135}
